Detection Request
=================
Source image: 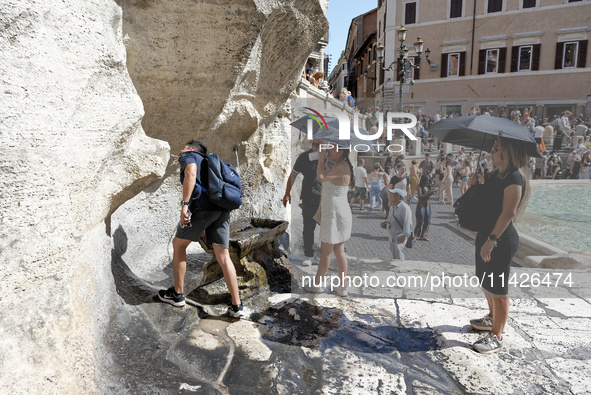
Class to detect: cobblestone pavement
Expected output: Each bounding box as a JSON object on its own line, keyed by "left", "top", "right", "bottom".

{"left": 346, "top": 185, "right": 477, "bottom": 267}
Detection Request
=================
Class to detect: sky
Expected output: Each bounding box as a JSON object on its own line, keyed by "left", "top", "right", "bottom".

{"left": 324, "top": 0, "right": 378, "bottom": 74}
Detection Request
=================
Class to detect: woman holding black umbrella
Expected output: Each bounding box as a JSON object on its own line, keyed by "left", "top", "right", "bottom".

{"left": 468, "top": 137, "right": 530, "bottom": 354}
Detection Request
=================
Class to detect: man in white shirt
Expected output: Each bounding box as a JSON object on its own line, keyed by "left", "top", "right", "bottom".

{"left": 350, "top": 158, "right": 369, "bottom": 211}
{"left": 560, "top": 111, "right": 573, "bottom": 147}
{"left": 534, "top": 125, "right": 545, "bottom": 151}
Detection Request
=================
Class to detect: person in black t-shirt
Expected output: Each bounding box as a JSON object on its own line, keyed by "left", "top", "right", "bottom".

{"left": 380, "top": 162, "right": 411, "bottom": 216}
{"left": 468, "top": 137, "right": 530, "bottom": 354}
{"left": 283, "top": 139, "right": 323, "bottom": 266}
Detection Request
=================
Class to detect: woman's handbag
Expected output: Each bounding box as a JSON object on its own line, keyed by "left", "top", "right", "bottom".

{"left": 313, "top": 205, "right": 321, "bottom": 224}
{"left": 392, "top": 215, "right": 415, "bottom": 248}
{"left": 405, "top": 232, "right": 415, "bottom": 248}
{"left": 453, "top": 184, "right": 485, "bottom": 231}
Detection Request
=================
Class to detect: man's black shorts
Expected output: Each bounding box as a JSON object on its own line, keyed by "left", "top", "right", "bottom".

{"left": 175, "top": 210, "right": 230, "bottom": 248}
{"left": 353, "top": 186, "right": 367, "bottom": 200}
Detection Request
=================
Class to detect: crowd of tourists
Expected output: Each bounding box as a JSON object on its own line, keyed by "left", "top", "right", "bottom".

{"left": 302, "top": 68, "right": 356, "bottom": 108}
{"left": 357, "top": 106, "right": 591, "bottom": 180}
{"left": 287, "top": 125, "right": 538, "bottom": 354}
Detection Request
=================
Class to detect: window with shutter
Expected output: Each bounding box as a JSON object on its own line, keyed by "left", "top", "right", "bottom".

{"left": 578, "top": 40, "right": 587, "bottom": 68}
{"left": 487, "top": 0, "right": 502, "bottom": 13}
{"left": 498, "top": 47, "right": 507, "bottom": 73}
{"left": 563, "top": 42, "right": 578, "bottom": 68}
{"left": 447, "top": 53, "right": 460, "bottom": 76}
{"left": 414, "top": 57, "right": 421, "bottom": 80}
{"left": 450, "top": 0, "right": 463, "bottom": 18}
{"left": 511, "top": 46, "right": 519, "bottom": 72}
{"left": 405, "top": 2, "right": 417, "bottom": 25}
{"left": 555, "top": 42, "right": 564, "bottom": 69}
{"left": 531, "top": 43, "right": 541, "bottom": 70}
{"left": 518, "top": 46, "right": 532, "bottom": 71}
{"left": 441, "top": 53, "right": 449, "bottom": 77}
{"left": 478, "top": 50, "right": 486, "bottom": 74}
{"left": 486, "top": 49, "right": 499, "bottom": 73}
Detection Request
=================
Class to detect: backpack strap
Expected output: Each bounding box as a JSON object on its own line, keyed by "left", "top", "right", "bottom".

{"left": 194, "top": 181, "right": 207, "bottom": 192}
{"left": 392, "top": 213, "right": 404, "bottom": 229}
{"left": 187, "top": 151, "right": 208, "bottom": 193}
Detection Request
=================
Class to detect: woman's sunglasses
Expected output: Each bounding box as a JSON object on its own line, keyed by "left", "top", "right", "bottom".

{"left": 491, "top": 146, "right": 500, "bottom": 153}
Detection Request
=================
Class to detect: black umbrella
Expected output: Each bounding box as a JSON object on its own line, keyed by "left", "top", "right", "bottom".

{"left": 427, "top": 115, "right": 541, "bottom": 158}
{"left": 291, "top": 115, "right": 379, "bottom": 153}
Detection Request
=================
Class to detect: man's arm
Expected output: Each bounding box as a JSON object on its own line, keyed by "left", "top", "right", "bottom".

{"left": 403, "top": 205, "right": 413, "bottom": 237}
{"left": 283, "top": 171, "right": 298, "bottom": 207}
{"left": 181, "top": 163, "right": 197, "bottom": 225}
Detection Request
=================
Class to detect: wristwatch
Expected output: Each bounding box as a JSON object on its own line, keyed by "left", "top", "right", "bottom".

{"left": 181, "top": 200, "right": 190, "bottom": 206}
{"left": 487, "top": 234, "right": 498, "bottom": 247}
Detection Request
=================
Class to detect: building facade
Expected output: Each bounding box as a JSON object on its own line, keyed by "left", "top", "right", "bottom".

{"left": 341, "top": 8, "right": 378, "bottom": 107}
{"left": 357, "top": 0, "right": 591, "bottom": 118}
{"left": 327, "top": 54, "right": 348, "bottom": 97}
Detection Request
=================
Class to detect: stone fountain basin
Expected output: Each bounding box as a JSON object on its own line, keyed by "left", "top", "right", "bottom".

{"left": 189, "top": 218, "right": 290, "bottom": 306}
{"left": 199, "top": 218, "right": 288, "bottom": 258}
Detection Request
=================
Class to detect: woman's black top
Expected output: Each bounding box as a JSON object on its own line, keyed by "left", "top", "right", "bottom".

{"left": 478, "top": 169, "right": 525, "bottom": 236}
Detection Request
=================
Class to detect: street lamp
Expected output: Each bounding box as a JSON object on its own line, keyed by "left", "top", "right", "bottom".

{"left": 376, "top": 26, "right": 430, "bottom": 112}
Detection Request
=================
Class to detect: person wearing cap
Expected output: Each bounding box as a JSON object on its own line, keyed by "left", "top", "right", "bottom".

{"left": 347, "top": 91, "right": 355, "bottom": 109}
{"left": 384, "top": 188, "right": 412, "bottom": 260}
{"left": 382, "top": 162, "right": 411, "bottom": 217}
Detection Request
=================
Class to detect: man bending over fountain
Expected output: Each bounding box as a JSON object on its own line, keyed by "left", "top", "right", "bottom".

{"left": 158, "top": 140, "right": 249, "bottom": 318}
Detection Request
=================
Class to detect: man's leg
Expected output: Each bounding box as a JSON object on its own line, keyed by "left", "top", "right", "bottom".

{"left": 172, "top": 237, "right": 192, "bottom": 294}
{"left": 359, "top": 189, "right": 365, "bottom": 210}
{"left": 212, "top": 244, "right": 241, "bottom": 306}
{"left": 390, "top": 241, "right": 403, "bottom": 260}
{"left": 301, "top": 198, "right": 318, "bottom": 260}
{"left": 397, "top": 243, "right": 405, "bottom": 261}
{"left": 158, "top": 236, "right": 191, "bottom": 306}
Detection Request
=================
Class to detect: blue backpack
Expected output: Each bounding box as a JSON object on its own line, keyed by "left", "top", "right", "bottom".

{"left": 195, "top": 152, "right": 243, "bottom": 211}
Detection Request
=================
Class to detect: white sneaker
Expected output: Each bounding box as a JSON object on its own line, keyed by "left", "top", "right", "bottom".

{"left": 470, "top": 313, "right": 493, "bottom": 331}
{"left": 227, "top": 303, "right": 252, "bottom": 319}
{"left": 332, "top": 286, "right": 348, "bottom": 297}
{"left": 302, "top": 259, "right": 312, "bottom": 267}
{"left": 472, "top": 332, "right": 503, "bottom": 354}
{"left": 303, "top": 284, "right": 324, "bottom": 293}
